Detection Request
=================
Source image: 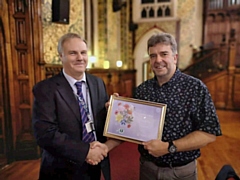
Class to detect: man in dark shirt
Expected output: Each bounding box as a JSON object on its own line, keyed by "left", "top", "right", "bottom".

{"left": 134, "top": 32, "right": 222, "bottom": 180}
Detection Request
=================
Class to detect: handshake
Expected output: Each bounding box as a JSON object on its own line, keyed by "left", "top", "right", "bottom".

{"left": 86, "top": 141, "right": 109, "bottom": 165}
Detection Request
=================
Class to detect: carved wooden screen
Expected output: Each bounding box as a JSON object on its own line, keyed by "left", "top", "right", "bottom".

{"left": 204, "top": 0, "right": 240, "bottom": 66}
{"left": 2, "top": 0, "right": 44, "bottom": 161}
{"left": 0, "top": 18, "right": 8, "bottom": 167}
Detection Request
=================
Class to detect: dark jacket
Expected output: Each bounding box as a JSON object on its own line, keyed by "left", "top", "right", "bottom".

{"left": 32, "top": 72, "right": 109, "bottom": 180}
{"left": 215, "top": 165, "right": 240, "bottom": 180}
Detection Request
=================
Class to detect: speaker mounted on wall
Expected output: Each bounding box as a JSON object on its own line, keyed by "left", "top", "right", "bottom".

{"left": 52, "top": 0, "right": 70, "bottom": 24}
{"left": 112, "top": 0, "right": 127, "bottom": 12}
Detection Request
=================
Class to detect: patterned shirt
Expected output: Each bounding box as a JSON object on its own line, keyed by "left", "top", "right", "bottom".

{"left": 134, "top": 69, "right": 222, "bottom": 165}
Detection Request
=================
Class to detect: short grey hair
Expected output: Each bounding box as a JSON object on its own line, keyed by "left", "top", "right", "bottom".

{"left": 147, "top": 32, "right": 177, "bottom": 55}
{"left": 57, "top": 33, "right": 87, "bottom": 54}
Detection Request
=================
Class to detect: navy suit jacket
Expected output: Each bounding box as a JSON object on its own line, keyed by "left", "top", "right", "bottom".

{"left": 32, "top": 72, "right": 109, "bottom": 179}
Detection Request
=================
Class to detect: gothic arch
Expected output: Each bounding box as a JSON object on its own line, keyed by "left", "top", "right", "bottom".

{"left": 133, "top": 28, "right": 164, "bottom": 86}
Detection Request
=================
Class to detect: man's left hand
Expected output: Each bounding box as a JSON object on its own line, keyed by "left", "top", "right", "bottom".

{"left": 142, "top": 140, "right": 168, "bottom": 157}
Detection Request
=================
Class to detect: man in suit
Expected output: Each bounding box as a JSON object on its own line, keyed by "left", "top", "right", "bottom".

{"left": 32, "top": 33, "right": 121, "bottom": 180}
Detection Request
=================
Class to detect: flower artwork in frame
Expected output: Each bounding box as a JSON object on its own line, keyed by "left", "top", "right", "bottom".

{"left": 103, "top": 95, "right": 167, "bottom": 144}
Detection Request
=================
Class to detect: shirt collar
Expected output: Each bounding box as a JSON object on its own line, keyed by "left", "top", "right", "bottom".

{"left": 62, "top": 69, "right": 86, "bottom": 90}
{"left": 154, "top": 68, "right": 181, "bottom": 86}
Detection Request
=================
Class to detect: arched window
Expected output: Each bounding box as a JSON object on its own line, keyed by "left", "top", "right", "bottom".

{"left": 133, "top": 0, "right": 177, "bottom": 23}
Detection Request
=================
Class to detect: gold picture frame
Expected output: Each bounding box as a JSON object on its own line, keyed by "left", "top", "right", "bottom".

{"left": 103, "top": 95, "right": 167, "bottom": 144}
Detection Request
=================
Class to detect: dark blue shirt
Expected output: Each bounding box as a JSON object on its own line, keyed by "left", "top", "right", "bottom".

{"left": 134, "top": 69, "right": 222, "bottom": 165}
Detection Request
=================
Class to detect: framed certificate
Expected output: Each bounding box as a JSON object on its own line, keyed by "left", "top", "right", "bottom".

{"left": 103, "top": 95, "right": 167, "bottom": 144}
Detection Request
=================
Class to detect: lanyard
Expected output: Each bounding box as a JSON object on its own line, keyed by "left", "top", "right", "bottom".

{"left": 75, "top": 85, "right": 97, "bottom": 140}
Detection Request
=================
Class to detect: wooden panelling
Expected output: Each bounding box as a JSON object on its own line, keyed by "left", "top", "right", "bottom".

{"left": 0, "top": 0, "right": 14, "bottom": 167}
{"left": 233, "top": 73, "right": 240, "bottom": 108}
{"left": 0, "top": 0, "right": 44, "bottom": 164}
{"left": 204, "top": 0, "right": 240, "bottom": 66}
{"left": 185, "top": 1, "right": 240, "bottom": 110}
{"left": 0, "top": 33, "right": 6, "bottom": 166}
{"left": 10, "top": 0, "right": 37, "bottom": 160}
{"left": 204, "top": 70, "right": 240, "bottom": 110}
{"left": 215, "top": 75, "right": 228, "bottom": 107}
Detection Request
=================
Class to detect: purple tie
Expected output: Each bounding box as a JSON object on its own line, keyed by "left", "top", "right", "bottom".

{"left": 75, "top": 81, "right": 95, "bottom": 143}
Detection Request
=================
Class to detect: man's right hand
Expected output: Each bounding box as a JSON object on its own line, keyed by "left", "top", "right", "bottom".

{"left": 86, "top": 141, "right": 108, "bottom": 165}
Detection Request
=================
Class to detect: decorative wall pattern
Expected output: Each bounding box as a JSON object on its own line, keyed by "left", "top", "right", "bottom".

{"left": 107, "top": 0, "right": 121, "bottom": 68}
{"left": 127, "top": 7, "right": 134, "bottom": 70}
{"left": 97, "top": 0, "right": 107, "bottom": 67}
{"left": 177, "top": 0, "right": 202, "bottom": 69}
{"left": 121, "top": 4, "right": 133, "bottom": 69}
{"left": 41, "top": 0, "right": 202, "bottom": 70}
{"left": 42, "top": 0, "right": 84, "bottom": 64}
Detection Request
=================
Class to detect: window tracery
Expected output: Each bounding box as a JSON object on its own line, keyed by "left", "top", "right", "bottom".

{"left": 133, "top": 0, "right": 177, "bottom": 23}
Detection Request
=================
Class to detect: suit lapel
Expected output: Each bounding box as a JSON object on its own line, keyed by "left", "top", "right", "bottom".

{"left": 86, "top": 74, "right": 98, "bottom": 127}
{"left": 54, "top": 73, "right": 81, "bottom": 122}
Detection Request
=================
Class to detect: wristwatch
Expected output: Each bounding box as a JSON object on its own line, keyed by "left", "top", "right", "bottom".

{"left": 168, "top": 141, "right": 177, "bottom": 154}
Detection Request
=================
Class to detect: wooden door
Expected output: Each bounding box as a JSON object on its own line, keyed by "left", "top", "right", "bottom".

{"left": 0, "top": 18, "right": 10, "bottom": 167}
{"left": 0, "top": 0, "right": 45, "bottom": 165}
